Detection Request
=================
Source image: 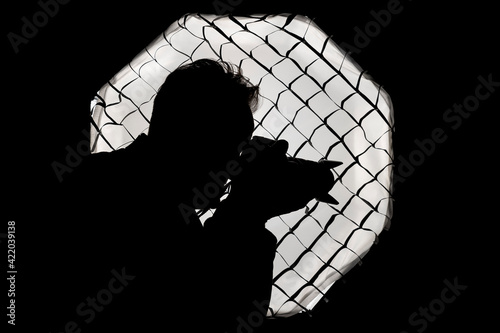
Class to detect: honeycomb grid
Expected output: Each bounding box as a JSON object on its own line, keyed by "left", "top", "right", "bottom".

{"left": 90, "top": 13, "right": 394, "bottom": 317}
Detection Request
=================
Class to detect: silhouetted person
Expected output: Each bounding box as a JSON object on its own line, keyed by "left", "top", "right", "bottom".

{"left": 33, "top": 59, "right": 336, "bottom": 333}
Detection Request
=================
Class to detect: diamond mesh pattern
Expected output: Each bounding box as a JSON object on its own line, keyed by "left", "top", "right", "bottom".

{"left": 89, "top": 13, "right": 394, "bottom": 317}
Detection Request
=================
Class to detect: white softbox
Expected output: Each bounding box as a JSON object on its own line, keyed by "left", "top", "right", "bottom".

{"left": 90, "top": 13, "right": 394, "bottom": 317}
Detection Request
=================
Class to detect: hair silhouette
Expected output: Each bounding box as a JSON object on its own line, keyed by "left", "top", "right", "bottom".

{"left": 148, "top": 59, "right": 258, "bottom": 164}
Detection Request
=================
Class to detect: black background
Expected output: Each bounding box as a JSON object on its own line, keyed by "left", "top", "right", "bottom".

{"left": 4, "top": 0, "right": 498, "bottom": 332}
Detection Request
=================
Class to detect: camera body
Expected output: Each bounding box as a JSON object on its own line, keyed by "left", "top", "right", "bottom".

{"left": 228, "top": 136, "right": 340, "bottom": 218}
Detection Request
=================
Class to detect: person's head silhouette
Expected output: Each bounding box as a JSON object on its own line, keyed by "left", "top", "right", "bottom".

{"left": 147, "top": 58, "right": 259, "bottom": 199}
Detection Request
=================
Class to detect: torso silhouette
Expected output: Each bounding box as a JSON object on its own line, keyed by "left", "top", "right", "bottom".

{"left": 31, "top": 134, "right": 276, "bottom": 332}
